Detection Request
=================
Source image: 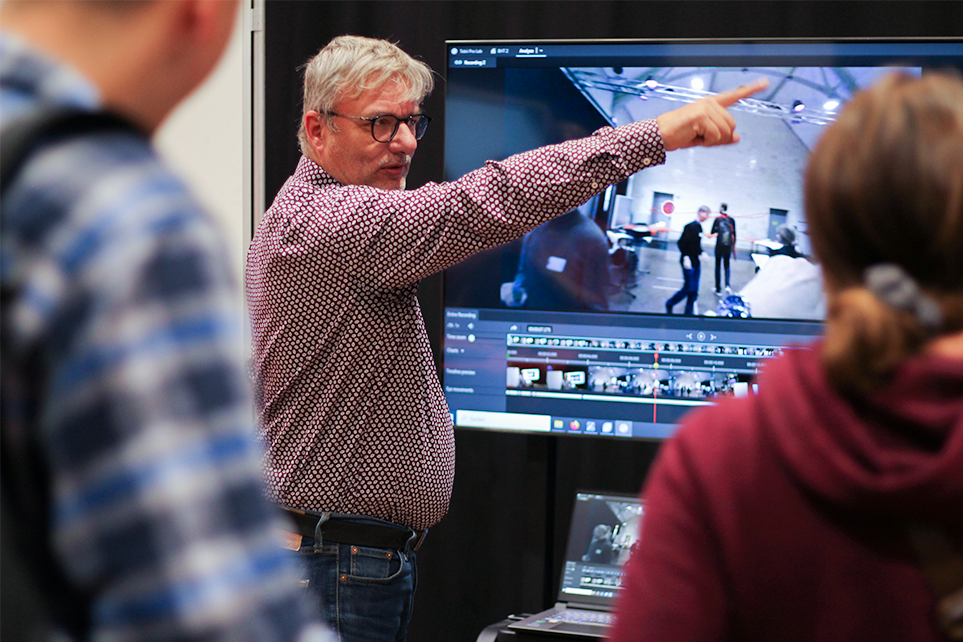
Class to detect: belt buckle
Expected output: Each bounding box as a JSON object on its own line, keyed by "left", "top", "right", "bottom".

{"left": 406, "top": 528, "right": 428, "bottom": 552}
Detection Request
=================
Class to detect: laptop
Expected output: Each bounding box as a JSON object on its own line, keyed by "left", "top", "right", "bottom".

{"left": 508, "top": 491, "right": 644, "bottom": 639}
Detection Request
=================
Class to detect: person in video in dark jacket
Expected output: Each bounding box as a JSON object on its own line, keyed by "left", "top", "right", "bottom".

{"left": 666, "top": 205, "right": 710, "bottom": 315}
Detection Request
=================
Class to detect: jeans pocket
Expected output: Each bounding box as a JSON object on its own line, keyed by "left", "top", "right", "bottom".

{"left": 344, "top": 545, "right": 405, "bottom": 585}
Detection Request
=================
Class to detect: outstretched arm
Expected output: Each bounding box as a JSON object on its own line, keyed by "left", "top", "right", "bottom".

{"left": 656, "top": 78, "right": 769, "bottom": 151}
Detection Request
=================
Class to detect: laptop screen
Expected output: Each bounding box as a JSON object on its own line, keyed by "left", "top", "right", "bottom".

{"left": 558, "top": 491, "right": 644, "bottom": 608}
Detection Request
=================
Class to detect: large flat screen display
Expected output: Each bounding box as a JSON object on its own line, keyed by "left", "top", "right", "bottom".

{"left": 441, "top": 38, "right": 963, "bottom": 440}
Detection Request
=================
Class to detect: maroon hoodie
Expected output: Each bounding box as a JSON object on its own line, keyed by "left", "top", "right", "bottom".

{"left": 609, "top": 343, "right": 963, "bottom": 642}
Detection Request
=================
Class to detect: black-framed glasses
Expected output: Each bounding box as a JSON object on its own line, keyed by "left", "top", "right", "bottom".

{"left": 325, "top": 112, "right": 431, "bottom": 142}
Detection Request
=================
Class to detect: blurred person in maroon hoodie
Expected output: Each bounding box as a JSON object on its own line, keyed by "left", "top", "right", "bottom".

{"left": 609, "top": 71, "right": 963, "bottom": 642}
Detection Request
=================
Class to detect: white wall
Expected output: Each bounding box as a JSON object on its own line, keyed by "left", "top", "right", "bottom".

{"left": 153, "top": 9, "right": 247, "bottom": 287}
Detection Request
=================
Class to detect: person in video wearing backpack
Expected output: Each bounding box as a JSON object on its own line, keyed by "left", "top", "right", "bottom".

{"left": 711, "top": 202, "right": 737, "bottom": 294}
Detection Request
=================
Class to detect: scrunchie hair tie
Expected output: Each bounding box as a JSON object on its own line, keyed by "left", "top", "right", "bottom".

{"left": 864, "top": 263, "right": 943, "bottom": 333}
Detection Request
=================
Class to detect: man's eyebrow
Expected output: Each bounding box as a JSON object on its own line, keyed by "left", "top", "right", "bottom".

{"left": 371, "top": 111, "right": 426, "bottom": 119}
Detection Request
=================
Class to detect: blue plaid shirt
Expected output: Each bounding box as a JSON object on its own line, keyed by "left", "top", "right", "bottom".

{"left": 1, "top": 33, "right": 331, "bottom": 642}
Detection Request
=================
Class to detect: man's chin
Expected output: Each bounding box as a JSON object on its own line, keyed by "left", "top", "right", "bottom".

{"left": 373, "top": 176, "right": 406, "bottom": 191}
{"left": 376, "top": 164, "right": 409, "bottom": 190}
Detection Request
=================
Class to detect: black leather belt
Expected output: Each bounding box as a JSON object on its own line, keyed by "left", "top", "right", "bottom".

{"left": 282, "top": 507, "right": 427, "bottom": 552}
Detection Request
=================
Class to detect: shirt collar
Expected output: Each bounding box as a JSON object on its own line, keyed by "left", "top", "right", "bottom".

{"left": 0, "top": 32, "right": 101, "bottom": 120}
{"left": 293, "top": 154, "right": 344, "bottom": 188}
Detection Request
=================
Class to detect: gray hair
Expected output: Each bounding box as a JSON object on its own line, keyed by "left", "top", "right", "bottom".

{"left": 297, "top": 35, "right": 434, "bottom": 155}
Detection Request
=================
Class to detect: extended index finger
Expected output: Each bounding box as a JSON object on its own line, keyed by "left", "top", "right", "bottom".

{"left": 713, "top": 78, "right": 770, "bottom": 107}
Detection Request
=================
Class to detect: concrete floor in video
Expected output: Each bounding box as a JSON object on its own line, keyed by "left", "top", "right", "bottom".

{"left": 609, "top": 244, "right": 757, "bottom": 316}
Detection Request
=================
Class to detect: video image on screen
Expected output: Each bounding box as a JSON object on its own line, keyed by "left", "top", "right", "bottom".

{"left": 442, "top": 40, "right": 962, "bottom": 440}
{"left": 448, "top": 64, "right": 915, "bottom": 322}
{"left": 564, "top": 493, "right": 643, "bottom": 570}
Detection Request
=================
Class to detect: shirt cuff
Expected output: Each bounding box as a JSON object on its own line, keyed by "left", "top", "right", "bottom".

{"left": 612, "top": 118, "right": 667, "bottom": 174}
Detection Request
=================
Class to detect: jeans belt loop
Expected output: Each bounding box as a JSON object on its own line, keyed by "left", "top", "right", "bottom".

{"left": 314, "top": 512, "right": 330, "bottom": 547}
{"left": 407, "top": 527, "right": 428, "bottom": 552}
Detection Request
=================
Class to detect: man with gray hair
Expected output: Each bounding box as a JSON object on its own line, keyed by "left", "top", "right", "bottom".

{"left": 247, "top": 34, "right": 767, "bottom": 641}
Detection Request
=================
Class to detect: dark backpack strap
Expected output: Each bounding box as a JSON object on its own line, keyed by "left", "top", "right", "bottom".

{"left": 1, "top": 106, "right": 141, "bottom": 642}
{"left": 1, "top": 490, "right": 56, "bottom": 642}
{"left": 1, "top": 106, "right": 140, "bottom": 193}
{"left": 906, "top": 523, "right": 963, "bottom": 641}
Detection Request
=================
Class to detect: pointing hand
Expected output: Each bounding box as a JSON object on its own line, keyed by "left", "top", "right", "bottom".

{"left": 656, "top": 78, "right": 769, "bottom": 151}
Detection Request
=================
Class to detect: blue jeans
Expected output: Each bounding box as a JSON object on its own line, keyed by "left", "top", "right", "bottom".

{"left": 296, "top": 537, "right": 417, "bottom": 642}
{"left": 666, "top": 264, "right": 700, "bottom": 315}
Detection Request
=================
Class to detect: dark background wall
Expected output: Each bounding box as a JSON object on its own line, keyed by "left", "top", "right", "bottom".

{"left": 262, "top": 3, "right": 963, "bottom": 640}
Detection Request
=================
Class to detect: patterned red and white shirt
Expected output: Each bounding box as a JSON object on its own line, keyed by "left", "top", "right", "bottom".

{"left": 246, "top": 118, "right": 666, "bottom": 530}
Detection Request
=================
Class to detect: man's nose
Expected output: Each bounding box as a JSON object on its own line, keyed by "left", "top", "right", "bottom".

{"left": 390, "top": 121, "right": 418, "bottom": 153}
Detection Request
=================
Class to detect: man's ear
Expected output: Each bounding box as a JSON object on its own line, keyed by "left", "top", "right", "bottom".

{"left": 175, "top": 0, "right": 238, "bottom": 42}
{"left": 304, "top": 110, "right": 327, "bottom": 157}
{"left": 158, "top": 0, "right": 238, "bottom": 111}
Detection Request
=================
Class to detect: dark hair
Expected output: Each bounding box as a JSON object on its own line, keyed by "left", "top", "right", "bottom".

{"left": 804, "top": 72, "right": 963, "bottom": 395}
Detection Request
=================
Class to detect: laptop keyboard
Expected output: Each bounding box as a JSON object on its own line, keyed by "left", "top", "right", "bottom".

{"left": 549, "top": 609, "right": 613, "bottom": 626}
